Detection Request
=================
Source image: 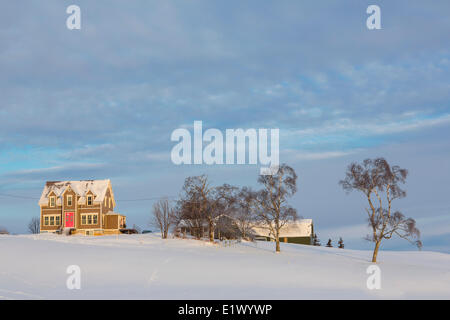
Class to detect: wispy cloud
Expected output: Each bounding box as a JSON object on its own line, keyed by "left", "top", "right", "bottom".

{"left": 1, "top": 163, "right": 108, "bottom": 184}
{"left": 283, "top": 149, "right": 361, "bottom": 161}
{"left": 289, "top": 113, "right": 450, "bottom": 142}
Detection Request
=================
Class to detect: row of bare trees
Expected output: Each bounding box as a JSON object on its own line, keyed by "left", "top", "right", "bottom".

{"left": 17, "top": 158, "right": 419, "bottom": 262}
{"left": 152, "top": 158, "right": 422, "bottom": 262}
{"left": 150, "top": 164, "right": 299, "bottom": 253}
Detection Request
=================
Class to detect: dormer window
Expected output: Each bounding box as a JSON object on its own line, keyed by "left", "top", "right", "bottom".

{"left": 50, "top": 196, "right": 56, "bottom": 207}
{"left": 67, "top": 195, "right": 73, "bottom": 206}
{"left": 87, "top": 195, "right": 93, "bottom": 206}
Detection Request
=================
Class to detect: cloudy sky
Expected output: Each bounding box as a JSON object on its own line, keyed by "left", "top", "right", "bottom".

{"left": 0, "top": 1, "right": 449, "bottom": 253}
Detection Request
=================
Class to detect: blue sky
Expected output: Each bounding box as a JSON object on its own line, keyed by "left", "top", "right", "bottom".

{"left": 0, "top": 0, "right": 449, "bottom": 253}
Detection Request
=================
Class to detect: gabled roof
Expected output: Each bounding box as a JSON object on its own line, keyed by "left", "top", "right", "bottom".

{"left": 38, "top": 179, "right": 112, "bottom": 206}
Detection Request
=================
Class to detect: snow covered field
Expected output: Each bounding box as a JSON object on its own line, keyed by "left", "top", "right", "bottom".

{"left": 1, "top": 234, "right": 449, "bottom": 299}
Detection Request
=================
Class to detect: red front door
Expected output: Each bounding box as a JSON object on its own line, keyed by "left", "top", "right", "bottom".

{"left": 65, "top": 212, "right": 74, "bottom": 228}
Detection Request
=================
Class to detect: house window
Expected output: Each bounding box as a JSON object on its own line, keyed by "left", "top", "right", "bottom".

{"left": 87, "top": 195, "right": 93, "bottom": 206}
{"left": 50, "top": 196, "right": 56, "bottom": 207}
{"left": 67, "top": 195, "right": 72, "bottom": 206}
{"left": 81, "top": 214, "right": 98, "bottom": 225}
{"left": 43, "top": 215, "right": 61, "bottom": 226}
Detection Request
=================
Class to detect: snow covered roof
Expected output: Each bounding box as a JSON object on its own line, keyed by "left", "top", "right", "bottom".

{"left": 38, "top": 180, "right": 112, "bottom": 206}
{"left": 104, "top": 211, "right": 125, "bottom": 216}
{"left": 252, "top": 219, "right": 313, "bottom": 238}
{"left": 177, "top": 219, "right": 209, "bottom": 228}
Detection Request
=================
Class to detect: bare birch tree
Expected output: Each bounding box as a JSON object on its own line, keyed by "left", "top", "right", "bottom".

{"left": 28, "top": 217, "right": 40, "bottom": 234}
{"left": 340, "top": 158, "right": 422, "bottom": 262}
{"left": 233, "top": 187, "right": 257, "bottom": 240}
{"left": 177, "top": 189, "right": 205, "bottom": 239}
{"left": 179, "top": 175, "right": 237, "bottom": 242}
{"left": 254, "top": 164, "right": 298, "bottom": 252}
{"left": 207, "top": 183, "right": 238, "bottom": 241}
{"left": 178, "top": 175, "right": 210, "bottom": 239}
{"left": 151, "top": 198, "right": 175, "bottom": 239}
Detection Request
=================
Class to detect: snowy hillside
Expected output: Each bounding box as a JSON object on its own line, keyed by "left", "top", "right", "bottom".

{"left": 0, "top": 234, "right": 449, "bottom": 299}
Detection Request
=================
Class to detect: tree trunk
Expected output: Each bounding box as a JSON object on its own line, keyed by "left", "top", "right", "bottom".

{"left": 209, "top": 220, "right": 214, "bottom": 242}
{"left": 372, "top": 240, "right": 381, "bottom": 263}
{"left": 275, "top": 236, "right": 280, "bottom": 252}
{"left": 275, "top": 219, "right": 281, "bottom": 253}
